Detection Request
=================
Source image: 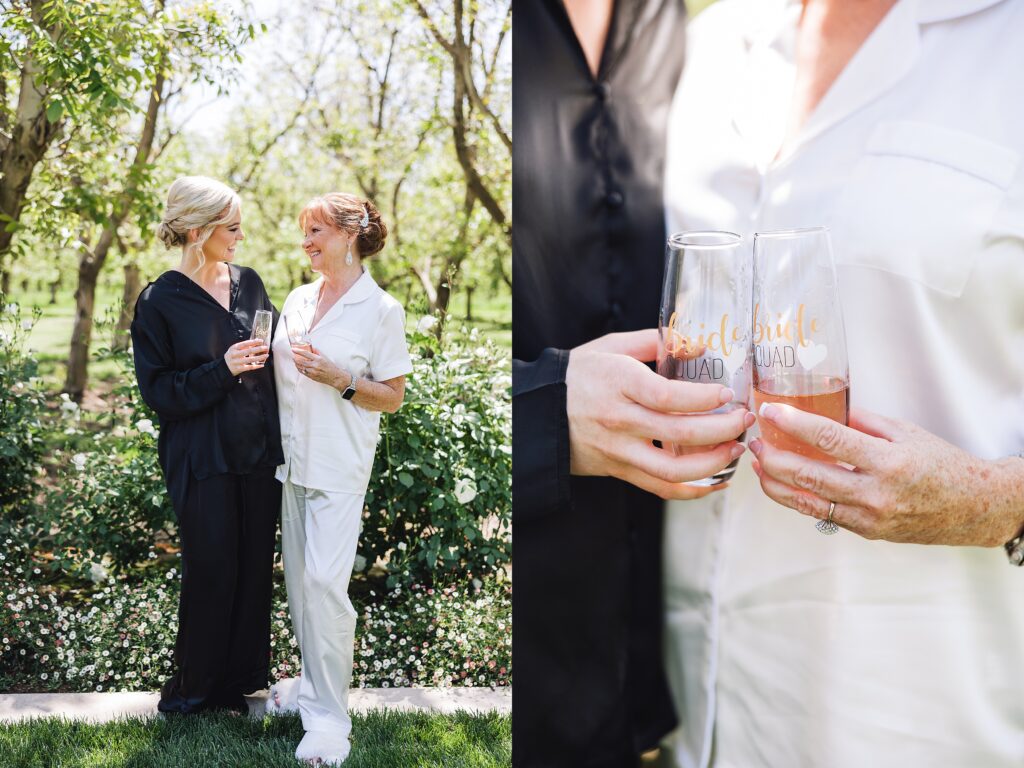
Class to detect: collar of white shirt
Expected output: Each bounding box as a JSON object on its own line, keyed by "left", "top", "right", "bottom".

{"left": 739, "top": 0, "right": 1009, "bottom": 49}
{"left": 299, "top": 267, "right": 378, "bottom": 332}
{"left": 739, "top": 0, "right": 1011, "bottom": 166}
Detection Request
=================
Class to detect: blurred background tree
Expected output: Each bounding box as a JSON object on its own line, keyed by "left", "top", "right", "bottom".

{"left": 1, "top": 0, "right": 511, "bottom": 400}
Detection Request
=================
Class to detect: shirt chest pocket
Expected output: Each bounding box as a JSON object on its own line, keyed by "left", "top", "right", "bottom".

{"left": 829, "top": 120, "right": 1019, "bottom": 298}
{"left": 316, "top": 328, "right": 369, "bottom": 376}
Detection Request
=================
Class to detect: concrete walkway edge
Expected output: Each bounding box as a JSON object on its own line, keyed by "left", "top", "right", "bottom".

{"left": 0, "top": 687, "right": 511, "bottom": 723}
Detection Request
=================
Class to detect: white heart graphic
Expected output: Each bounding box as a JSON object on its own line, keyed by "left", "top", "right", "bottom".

{"left": 796, "top": 340, "right": 828, "bottom": 371}
{"left": 722, "top": 346, "right": 746, "bottom": 376}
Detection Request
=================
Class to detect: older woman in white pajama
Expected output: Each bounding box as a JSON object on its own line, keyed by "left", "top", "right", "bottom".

{"left": 267, "top": 193, "right": 411, "bottom": 767}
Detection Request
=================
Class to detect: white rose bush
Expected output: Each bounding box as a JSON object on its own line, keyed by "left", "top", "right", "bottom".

{"left": 0, "top": 301, "right": 46, "bottom": 530}
{"left": 363, "top": 327, "right": 512, "bottom": 590}
{"left": 0, "top": 312, "right": 512, "bottom": 692}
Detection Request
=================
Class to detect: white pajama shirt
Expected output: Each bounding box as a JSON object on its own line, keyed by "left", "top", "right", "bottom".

{"left": 662, "top": 1, "right": 1024, "bottom": 766}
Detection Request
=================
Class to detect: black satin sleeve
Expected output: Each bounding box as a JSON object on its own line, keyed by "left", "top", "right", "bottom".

{"left": 131, "top": 291, "right": 237, "bottom": 421}
{"left": 512, "top": 348, "right": 571, "bottom": 522}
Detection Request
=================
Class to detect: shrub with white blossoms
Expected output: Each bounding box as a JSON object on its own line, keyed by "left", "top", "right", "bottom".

{"left": 1, "top": 543, "right": 510, "bottom": 692}
{"left": 42, "top": 427, "right": 174, "bottom": 577}
{"left": 349, "top": 581, "right": 511, "bottom": 689}
{"left": 364, "top": 326, "right": 511, "bottom": 589}
{"left": 0, "top": 298, "right": 46, "bottom": 526}
{"left": 21, "top": 322, "right": 508, "bottom": 591}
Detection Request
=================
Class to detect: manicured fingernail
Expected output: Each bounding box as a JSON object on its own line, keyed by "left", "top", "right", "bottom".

{"left": 758, "top": 403, "right": 778, "bottom": 422}
{"left": 751, "top": 457, "right": 762, "bottom": 476}
{"left": 719, "top": 388, "right": 735, "bottom": 404}
{"left": 743, "top": 411, "right": 756, "bottom": 429}
{"left": 749, "top": 438, "right": 762, "bottom": 456}
{"left": 730, "top": 443, "right": 746, "bottom": 459}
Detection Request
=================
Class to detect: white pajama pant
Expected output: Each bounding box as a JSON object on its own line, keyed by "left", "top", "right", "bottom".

{"left": 281, "top": 478, "right": 363, "bottom": 737}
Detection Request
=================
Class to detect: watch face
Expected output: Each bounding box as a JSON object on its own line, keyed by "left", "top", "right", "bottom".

{"left": 1009, "top": 540, "right": 1024, "bottom": 566}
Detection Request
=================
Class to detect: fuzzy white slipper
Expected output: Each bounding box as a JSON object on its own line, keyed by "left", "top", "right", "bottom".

{"left": 265, "top": 676, "right": 301, "bottom": 715}
{"left": 294, "top": 729, "right": 351, "bottom": 766}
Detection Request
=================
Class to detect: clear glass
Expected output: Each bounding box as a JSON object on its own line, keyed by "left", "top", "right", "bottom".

{"left": 250, "top": 309, "right": 272, "bottom": 344}
{"left": 751, "top": 227, "right": 850, "bottom": 462}
{"left": 657, "top": 231, "right": 751, "bottom": 486}
{"left": 249, "top": 309, "right": 272, "bottom": 367}
{"left": 283, "top": 312, "right": 311, "bottom": 352}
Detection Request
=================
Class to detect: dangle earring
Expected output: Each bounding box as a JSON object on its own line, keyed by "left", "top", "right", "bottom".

{"left": 345, "top": 241, "right": 353, "bottom": 266}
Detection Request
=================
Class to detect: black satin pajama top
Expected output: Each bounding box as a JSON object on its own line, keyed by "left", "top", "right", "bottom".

{"left": 130, "top": 264, "right": 284, "bottom": 501}
{"left": 512, "top": 1, "right": 688, "bottom": 764}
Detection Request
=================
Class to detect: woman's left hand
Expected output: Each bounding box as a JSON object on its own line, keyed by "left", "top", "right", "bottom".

{"left": 749, "top": 404, "right": 1024, "bottom": 546}
{"left": 292, "top": 345, "right": 347, "bottom": 389}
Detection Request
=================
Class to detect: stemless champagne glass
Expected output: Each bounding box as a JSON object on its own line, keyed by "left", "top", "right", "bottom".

{"left": 658, "top": 231, "right": 752, "bottom": 486}
{"left": 283, "top": 312, "right": 311, "bottom": 352}
{"left": 751, "top": 227, "right": 849, "bottom": 463}
{"left": 250, "top": 309, "right": 273, "bottom": 367}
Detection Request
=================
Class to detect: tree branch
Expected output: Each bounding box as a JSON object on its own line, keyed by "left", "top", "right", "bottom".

{"left": 409, "top": 0, "right": 456, "bottom": 56}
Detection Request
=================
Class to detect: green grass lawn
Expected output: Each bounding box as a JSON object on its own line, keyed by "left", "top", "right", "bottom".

{"left": 0, "top": 710, "right": 511, "bottom": 767}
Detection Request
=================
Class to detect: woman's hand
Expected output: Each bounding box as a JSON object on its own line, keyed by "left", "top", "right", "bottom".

{"left": 224, "top": 339, "right": 268, "bottom": 376}
{"left": 566, "top": 329, "right": 753, "bottom": 501}
{"left": 749, "top": 404, "right": 1024, "bottom": 546}
{"left": 292, "top": 345, "right": 404, "bottom": 412}
{"left": 292, "top": 344, "right": 345, "bottom": 388}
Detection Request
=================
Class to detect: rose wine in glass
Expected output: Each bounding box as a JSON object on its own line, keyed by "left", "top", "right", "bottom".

{"left": 752, "top": 227, "right": 850, "bottom": 461}
{"left": 752, "top": 375, "right": 850, "bottom": 462}
{"left": 283, "top": 312, "right": 311, "bottom": 353}
{"left": 657, "top": 231, "right": 751, "bottom": 485}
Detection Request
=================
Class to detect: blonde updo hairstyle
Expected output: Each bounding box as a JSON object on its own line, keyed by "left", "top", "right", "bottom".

{"left": 157, "top": 176, "right": 241, "bottom": 275}
{"left": 298, "top": 193, "right": 387, "bottom": 259}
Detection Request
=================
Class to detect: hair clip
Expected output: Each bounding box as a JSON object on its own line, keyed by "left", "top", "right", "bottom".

{"left": 359, "top": 205, "right": 369, "bottom": 229}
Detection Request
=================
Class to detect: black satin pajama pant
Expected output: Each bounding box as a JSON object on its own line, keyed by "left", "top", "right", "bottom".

{"left": 159, "top": 467, "right": 281, "bottom": 713}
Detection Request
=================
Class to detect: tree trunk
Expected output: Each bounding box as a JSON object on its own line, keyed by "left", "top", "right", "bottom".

{"left": 48, "top": 278, "right": 59, "bottom": 304}
{"left": 114, "top": 262, "right": 141, "bottom": 352}
{"left": 429, "top": 194, "right": 475, "bottom": 337}
{"left": 64, "top": 257, "right": 99, "bottom": 401}
{"left": 412, "top": 0, "right": 510, "bottom": 245}
{"left": 435, "top": 274, "right": 453, "bottom": 320}
{"left": 0, "top": 2, "right": 64, "bottom": 261}
{"left": 63, "top": 66, "right": 165, "bottom": 398}
{"left": 450, "top": 73, "right": 509, "bottom": 243}
{"left": 0, "top": 270, "right": 9, "bottom": 296}
{"left": 465, "top": 286, "right": 473, "bottom": 321}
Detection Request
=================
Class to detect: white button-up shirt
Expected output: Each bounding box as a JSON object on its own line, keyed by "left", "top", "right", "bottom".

{"left": 272, "top": 269, "right": 412, "bottom": 494}
{"left": 663, "top": 1, "right": 1024, "bottom": 766}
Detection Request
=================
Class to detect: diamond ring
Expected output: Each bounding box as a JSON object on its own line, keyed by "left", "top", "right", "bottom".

{"left": 816, "top": 501, "right": 839, "bottom": 535}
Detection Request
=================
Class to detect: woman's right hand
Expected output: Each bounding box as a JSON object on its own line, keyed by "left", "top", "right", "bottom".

{"left": 224, "top": 339, "right": 269, "bottom": 376}
{"left": 566, "top": 330, "right": 753, "bottom": 500}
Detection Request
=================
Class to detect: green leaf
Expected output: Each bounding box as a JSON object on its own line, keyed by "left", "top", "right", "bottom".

{"left": 45, "top": 101, "right": 63, "bottom": 123}
{"left": 398, "top": 472, "right": 414, "bottom": 488}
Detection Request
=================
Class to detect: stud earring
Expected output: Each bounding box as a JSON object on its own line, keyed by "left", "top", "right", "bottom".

{"left": 345, "top": 242, "right": 353, "bottom": 266}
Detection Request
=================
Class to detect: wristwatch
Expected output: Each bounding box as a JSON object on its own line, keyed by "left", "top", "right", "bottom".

{"left": 341, "top": 369, "right": 357, "bottom": 401}
{"left": 1006, "top": 532, "right": 1024, "bottom": 566}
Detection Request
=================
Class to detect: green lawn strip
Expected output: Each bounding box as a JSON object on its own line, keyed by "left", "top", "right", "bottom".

{"left": 7, "top": 284, "right": 510, "bottom": 367}
{"left": 0, "top": 710, "right": 510, "bottom": 767}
